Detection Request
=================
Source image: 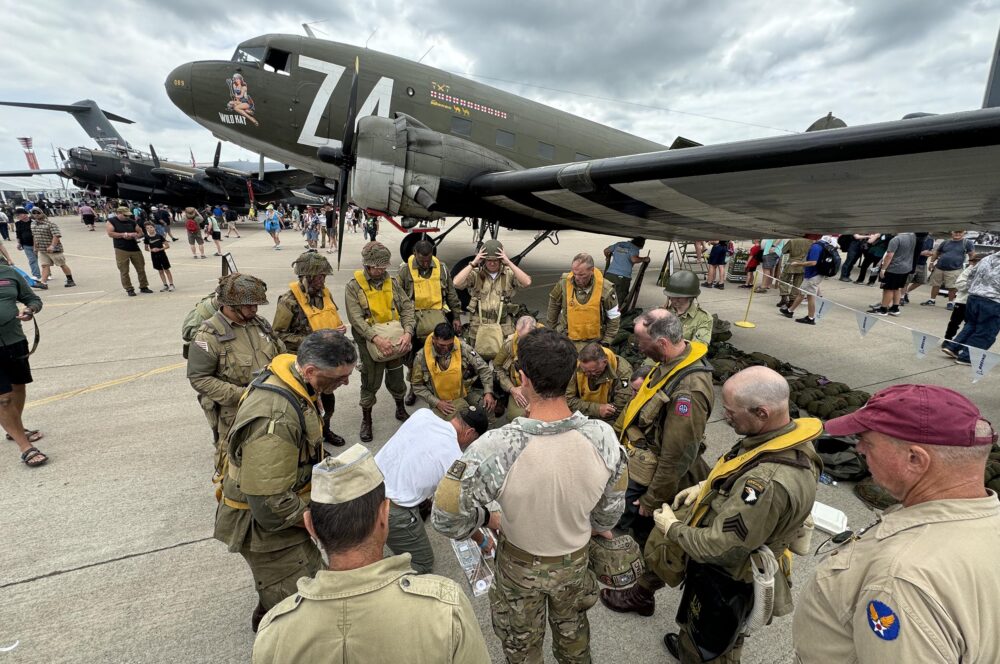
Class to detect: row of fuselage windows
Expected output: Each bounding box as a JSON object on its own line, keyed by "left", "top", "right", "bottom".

{"left": 450, "top": 116, "right": 590, "bottom": 162}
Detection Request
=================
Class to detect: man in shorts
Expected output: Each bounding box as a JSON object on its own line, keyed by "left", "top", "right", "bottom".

{"left": 922, "top": 230, "right": 976, "bottom": 309}
{"left": 0, "top": 258, "right": 46, "bottom": 466}
{"left": 781, "top": 235, "right": 836, "bottom": 324}
{"left": 869, "top": 232, "right": 916, "bottom": 317}
{"left": 183, "top": 207, "right": 207, "bottom": 259}
{"left": 29, "top": 209, "right": 76, "bottom": 289}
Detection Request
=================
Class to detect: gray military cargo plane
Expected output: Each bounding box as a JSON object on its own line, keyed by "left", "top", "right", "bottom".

{"left": 0, "top": 99, "right": 319, "bottom": 207}
{"left": 166, "top": 33, "right": 1000, "bottom": 267}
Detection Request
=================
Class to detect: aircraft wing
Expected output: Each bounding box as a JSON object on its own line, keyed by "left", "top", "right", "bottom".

{"left": 467, "top": 109, "right": 1000, "bottom": 240}
{"left": 0, "top": 169, "right": 65, "bottom": 177}
{"left": 259, "top": 168, "right": 319, "bottom": 190}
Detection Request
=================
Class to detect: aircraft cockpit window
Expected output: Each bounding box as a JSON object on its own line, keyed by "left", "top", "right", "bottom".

{"left": 537, "top": 141, "right": 555, "bottom": 161}
{"left": 496, "top": 129, "right": 515, "bottom": 150}
{"left": 232, "top": 46, "right": 265, "bottom": 65}
{"left": 451, "top": 116, "right": 472, "bottom": 136}
{"left": 70, "top": 148, "right": 93, "bottom": 162}
{"left": 264, "top": 48, "right": 291, "bottom": 75}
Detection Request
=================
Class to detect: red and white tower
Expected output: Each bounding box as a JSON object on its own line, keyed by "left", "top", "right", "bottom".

{"left": 17, "top": 137, "right": 40, "bottom": 170}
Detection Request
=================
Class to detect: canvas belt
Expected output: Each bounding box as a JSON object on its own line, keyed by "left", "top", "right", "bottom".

{"left": 500, "top": 537, "right": 588, "bottom": 564}
{"left": 221, "top": 482, "right": 312, "bottom": 510}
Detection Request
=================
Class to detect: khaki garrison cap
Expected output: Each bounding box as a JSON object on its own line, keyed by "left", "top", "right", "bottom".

{"left": 311, "top": 444, "right": 384, "bottom": 504}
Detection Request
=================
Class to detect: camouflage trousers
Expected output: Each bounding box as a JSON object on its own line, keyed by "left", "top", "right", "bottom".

{"left": 353, "top": 332, "right": 407, "bottom": 407}
{"left": 239, "top": 539, "right": 323, "bottom": 611}
{"left": 491, "top": 539, "right": 598, "bottom": 663}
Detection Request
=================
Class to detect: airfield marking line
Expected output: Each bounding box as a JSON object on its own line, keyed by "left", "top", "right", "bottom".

{"left": 32, "top": 352, "right": 182, "bottom": 371}
{"left": 0, "top": 536, "right": 214, "bottom": 590}
{"left": 25, "top": 361, "right": 187, "bottom": 410}
{"left": 46, "top": 290, "right": 106, "bottom": 297}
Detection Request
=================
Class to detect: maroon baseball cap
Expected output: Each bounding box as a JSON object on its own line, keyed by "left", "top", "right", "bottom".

{"left": 825, "top": 384, "right": 996, "bottom": 447}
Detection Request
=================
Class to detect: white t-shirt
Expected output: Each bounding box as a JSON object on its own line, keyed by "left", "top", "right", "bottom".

{"left": 374, "top": 408, "right": 461, "bottom": 508}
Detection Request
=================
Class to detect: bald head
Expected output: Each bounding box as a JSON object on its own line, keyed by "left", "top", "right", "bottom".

{"left": 721, "top": 366, "right": 791, "bottom": 436}
{"left": 515, "top": 315, "right": 537, "bottom": 336}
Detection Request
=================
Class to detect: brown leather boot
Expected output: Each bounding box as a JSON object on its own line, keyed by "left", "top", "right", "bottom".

{"left": 360, "top": 407, "right": 373, "bottom": 442}
{"left": 599, "top": 584, "right": 656, "bottom": 617}
{"left": 394, "top": 398, "right": 410, "bottom": 422}
{"left": 404, "top": 389, "right": 416, "bottom": 406}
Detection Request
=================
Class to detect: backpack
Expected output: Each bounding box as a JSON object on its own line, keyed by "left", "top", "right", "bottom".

{"left": 186, "top": 218, "right": 199, "bottom": 233}
{"left": 181, "top": 293, "right": 219, "bottom": 358}
{"left": 815, "top": 242, "right": 841, "bottom": 277}
{"left": 813, "top": 436, "right": 869, "bottom": 480}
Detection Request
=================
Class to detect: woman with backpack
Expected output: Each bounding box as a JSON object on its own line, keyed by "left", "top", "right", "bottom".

{"left": 184, "top": 207, "right": 207, "bottom": 259}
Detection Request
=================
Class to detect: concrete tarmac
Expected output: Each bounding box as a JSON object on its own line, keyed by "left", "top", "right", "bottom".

{"left": 0, "top": 217, "right": 996, "bottom": 663}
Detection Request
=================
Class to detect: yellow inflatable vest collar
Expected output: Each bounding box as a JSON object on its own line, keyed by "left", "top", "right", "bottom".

{"left": 618, "top": 341, "right": 708, "bottom": 443}
{"left": 408, "top": 256, "right": 444, "bottom": 311}
{"left": 424, "top": 334, "right": 465, "bottom": 401}
{"left": 689, "top": 418, "right": 824, "bottom": 526}
{"left": 576, "top": 346, "right": 619, "bottom": 404}
{"left": 354, "top": 269, "right": 397, "bottom": 324}
{"left": 289, "top": 281, "right": 343, "bottom": 331}
{"left": 566, "top": 268, "right": 604, "bottom": 341}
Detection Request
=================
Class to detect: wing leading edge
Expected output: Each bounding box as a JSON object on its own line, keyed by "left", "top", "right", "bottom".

{"left": 468, "top": 108, "right": 1000, "bottom": 240}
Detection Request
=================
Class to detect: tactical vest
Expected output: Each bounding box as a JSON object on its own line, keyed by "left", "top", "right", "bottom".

{"left": 219, "top": 354, "right": 323, "bottom": 509}
{"left": 354, "top": 270, "right": 398, "bottom": 324}
{"left": 423, "top": 335, "right": 465, "bottom": 401}
{"left": 289, "top": 281, "right": 343, "bottom": 330}
{"left": 408, "top": 256, "right": 444, "bottom": 311}
{"left": 576, "top": 347, "right": 618, "bottom": 404}
{"left": 566, "top": 269, "right": 604, "bottom": 341}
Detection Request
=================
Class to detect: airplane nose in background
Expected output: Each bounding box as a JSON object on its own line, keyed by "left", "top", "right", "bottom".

{"left": 165, "top": 63, "right": 194, "bottom": 114}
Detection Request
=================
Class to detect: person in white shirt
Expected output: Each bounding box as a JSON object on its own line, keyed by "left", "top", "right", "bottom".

{"left": 374, "top": 406, "right": 489, "bottom": 573}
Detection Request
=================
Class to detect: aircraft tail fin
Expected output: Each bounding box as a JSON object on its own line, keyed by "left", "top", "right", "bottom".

{"left": 0, "top": 99, "right": 135, "bottom": 149}
{"left": 983, "top": 27, "right": 1000, "bottom": 108}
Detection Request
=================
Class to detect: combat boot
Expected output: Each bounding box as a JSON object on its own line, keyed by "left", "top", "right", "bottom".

{"left": 394, "top": 398, "right": 410, "bottom": 422}
{"left": 404, "top": 389, "right": 416, "bottom": 406}
{"left": 775, "top": 295, "right": 788, "bottom": 308}
{"left": 323, "top": 426, "right": 346, "bottom": 447}
{"left": 599, "top": 584, "right": 656, "bottom": 617}
{"left": 360, "top": 407, "right": 373, "bottom": 443}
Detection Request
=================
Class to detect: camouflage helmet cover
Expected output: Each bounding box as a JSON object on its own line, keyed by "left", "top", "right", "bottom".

{"left": 481, "top": 239, "right": 503, "bottom": 259}
{"left": 292, "top": 251, "right": 333, "bottom": 276}
{"left": 361, "top": 241, "right": 391, "bottom": 267}
{"left": 587, "top": 534, "right": 645, "bottom": 588}
{"left": 663, "top": 270, "right": 702, "bottom": 298}
{"left": 216, "top": 273, "right": 269, "bottom": 306}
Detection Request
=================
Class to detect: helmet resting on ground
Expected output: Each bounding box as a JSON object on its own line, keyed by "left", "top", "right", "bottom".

{"left": 588, "top": 534, "right": 645, "bottom": 588}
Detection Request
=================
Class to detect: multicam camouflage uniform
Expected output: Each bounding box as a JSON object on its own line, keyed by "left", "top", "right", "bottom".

{"left": 432, "top": 413, "right": 627, "bottom": 663}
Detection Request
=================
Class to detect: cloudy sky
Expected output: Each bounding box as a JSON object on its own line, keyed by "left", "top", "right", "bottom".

{"left": 2, "top": 0, "right": 999, "bottom": 184}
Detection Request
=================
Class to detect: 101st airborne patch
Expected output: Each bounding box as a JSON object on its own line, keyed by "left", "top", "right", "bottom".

{"left": 742, "top": 478, "right": 767, "bottom": 505}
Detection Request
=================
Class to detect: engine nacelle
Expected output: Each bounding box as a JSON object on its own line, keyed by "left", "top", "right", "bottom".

{"left": 351, "top": 115, "right": 518, "bottom": 219}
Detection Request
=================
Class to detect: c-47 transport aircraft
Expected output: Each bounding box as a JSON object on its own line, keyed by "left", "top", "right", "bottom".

{"left": 166, "top": 32, "right": 1000, "bottom": 265}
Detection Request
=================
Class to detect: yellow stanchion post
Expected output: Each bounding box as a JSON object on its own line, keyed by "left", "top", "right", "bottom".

{"left": 734, "top": 267, "right": 758, "bottom": 329}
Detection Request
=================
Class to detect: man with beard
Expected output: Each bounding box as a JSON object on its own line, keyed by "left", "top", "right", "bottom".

{"left": 652, "top": 366, "right": 822, "bottom": 662}
{"left": 273, "top": 252, "right": 348, "bottom": 446}
{"left": 344, "top": 242, "right": 416, "bottom": 442}
{"left": 188, "top": 274, "right": 284, "bottom": 460}
{"left": 600, "top": 308, "right": 713, "bottom": 618}
{"left": 214, "top": 330, "right": 357, "bottom": 633}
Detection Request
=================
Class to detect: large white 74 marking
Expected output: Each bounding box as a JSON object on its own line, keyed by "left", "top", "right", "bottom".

{"left": 297, "top": 55, "right": 394, "bottom": 149}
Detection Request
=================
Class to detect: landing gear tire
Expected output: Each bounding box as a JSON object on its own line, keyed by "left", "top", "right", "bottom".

{"left": 453, "top": 255, "right": 474, "bottom": 311}
{"left": 399, "top": 233, "right": 425, "bottom": 262}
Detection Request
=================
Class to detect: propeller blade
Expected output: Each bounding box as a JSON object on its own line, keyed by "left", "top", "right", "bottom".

{"left": 337, "top": 170, "right": 348, "bottom": 270}
{"left": 258, "top": 154, "right": 264, "bottom": 180}
{"left": 149, "top": 144, "right": 160, "bottom": 168}
{"left": 213, "top": 141, "right": 222, "bottom": 168}
{"left": 58, "top": 148, "right": 66, "bottom": 161}
{"left": 342, "top": 56, "right": 360, "bottom": 160}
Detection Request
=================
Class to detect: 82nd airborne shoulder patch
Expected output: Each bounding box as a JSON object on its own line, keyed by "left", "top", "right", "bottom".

{"left": 674, "top": 396, "right": 692, "bottom": 417}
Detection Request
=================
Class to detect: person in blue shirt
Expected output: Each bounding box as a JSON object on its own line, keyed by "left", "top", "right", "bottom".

{"left": 780, "top": 236, "right": 834, "bottom": 325}
{"left": 603, "top": 237, "right": 649, "bottom": 305}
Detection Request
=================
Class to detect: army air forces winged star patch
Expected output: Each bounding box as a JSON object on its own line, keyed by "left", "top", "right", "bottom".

{"left": 867, "top": 600, "right": 900, "bottom": 640}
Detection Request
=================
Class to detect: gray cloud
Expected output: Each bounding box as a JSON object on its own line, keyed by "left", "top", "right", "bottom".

{"left": 1, "top": 0, "right": 998, "bottom": 180}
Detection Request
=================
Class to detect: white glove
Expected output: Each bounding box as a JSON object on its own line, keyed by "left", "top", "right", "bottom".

{"left": 672, "top": 481, "right": 705, "bottom": 510}
{"left": 653, "top": 502, "right": 679, "bottom": 534}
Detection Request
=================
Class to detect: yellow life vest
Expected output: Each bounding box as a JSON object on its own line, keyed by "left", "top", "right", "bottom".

{"left": 408, "top": 256, "right": 444, "bottom": 311}
{"left": 618, "top": 341, "right": 708, "bottom": 444}
{"left": 289, "top": 281, "right": 343, "bottom": 331}
{"left": 566, "top": 268, "right": 604, "bottom": 340}
{"left": 354, "top": 269, "right": 397, "bottom": 324}
{"left": 688, "top": 418, "right": 824, "bottom": 526}
{"left": 576, "top": 347, "right": 618, "bottom": 404}
{"left": 424, "top": 334, "right": 465, "bottom": 401}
